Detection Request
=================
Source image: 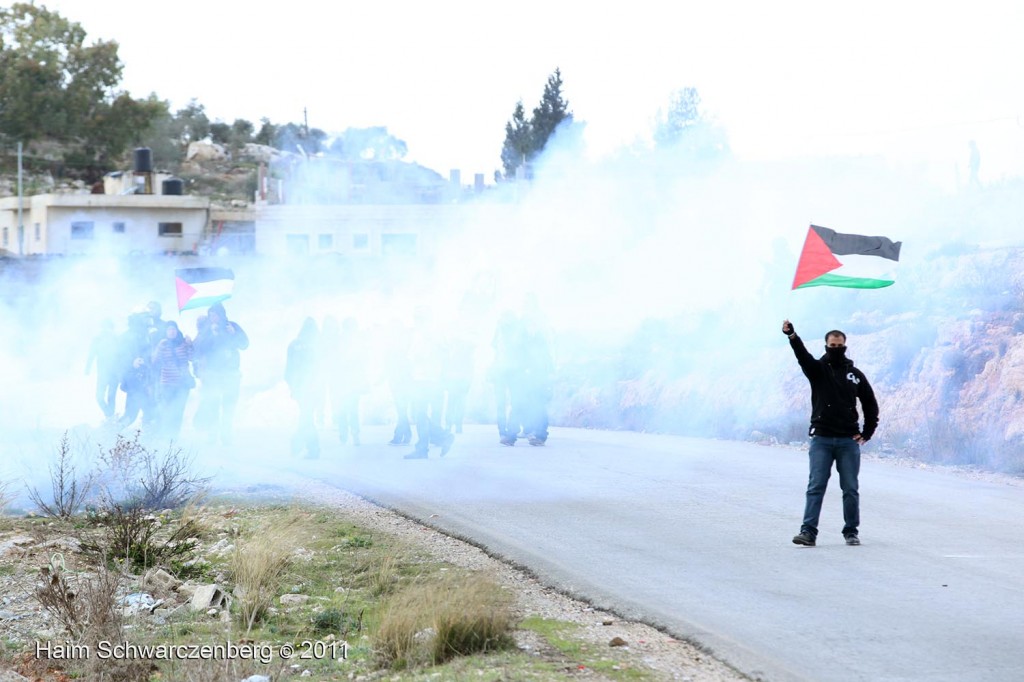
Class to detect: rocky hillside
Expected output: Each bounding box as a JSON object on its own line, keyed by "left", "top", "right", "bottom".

{"left": 548, "top": 242, "right": 1024, "bottom": 476}
{"left": 0, "top": 141, "right": 270, "bottom": 205}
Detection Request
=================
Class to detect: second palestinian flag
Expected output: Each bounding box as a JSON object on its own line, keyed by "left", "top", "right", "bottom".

{"left": 176, "top": 267, "right": 234, "bottom": 311}
{"left": 792, "top": 225, "right": 902, "bottom": 290}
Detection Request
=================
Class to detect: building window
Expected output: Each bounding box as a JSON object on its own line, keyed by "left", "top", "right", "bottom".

{"left": 286, "top": 234, "right": 309, "bottom": 256}
{"left": 318, "top": 234, "right": 334, "bottom": 250}
{"left": 352, "top": 233, "right": 369, "bottom": 250}
{"left": 158, "top": 222, "right": 183, "bottom": 237}
{"left": 71, "top": 221, "right": 95, "bottom": 239}
{"left": 34, "top": 223, "right": 40, "bottom": 241}
{"left": 2, "top": 227, "right": 7, "bottom": 248}
{"left": 112, "top": 222, "right": 126, "bottom": 234}
{"left": 381, "top": 233, "right": 417, "bottom": 256}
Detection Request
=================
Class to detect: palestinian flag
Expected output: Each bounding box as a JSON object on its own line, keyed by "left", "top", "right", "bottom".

{"left": 792, "top": 225, "right": 902, "bottom": 290}
{"left": 175, "top": 267, "right": 234, "bottom": 311}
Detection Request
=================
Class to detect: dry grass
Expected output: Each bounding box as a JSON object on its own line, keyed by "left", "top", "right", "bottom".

{"left": 376, "top": 571, "right": 516, "bottom": 669}
{"left": 33, "top": 554, "right": 154, "bottom": 681}
{"left": 369, "top": 550, "right": 400, "bottom": 597}
{"left": 230, "top": 512, "right": 303, "bottom": 635}
{"left": 0, "top": 478, "right": 12, "bottom": 512}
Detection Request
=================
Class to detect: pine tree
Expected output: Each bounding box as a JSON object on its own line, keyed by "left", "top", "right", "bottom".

{"left": 653, "top": 87, "right": 701, "bottom": 148}
{"left": 500, "top": 100, "right": 532, "bottom": 178}
{"left": 531, "top": 68, "right": 572, "bottom": 153}
{"left": 498, "top": 69, "right": 573, "bottom": 179}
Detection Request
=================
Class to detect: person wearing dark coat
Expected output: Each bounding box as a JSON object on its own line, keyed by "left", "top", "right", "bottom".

{"left": 117, "top": 310, "right": 155, "bottom": 431}
{"left": 490, "top": 311, "right": 524, "bottom": 446}
{"left": 403, "top": 307, "right": 454, "bottom": 459}
{"left": 322, "top": 316, "right": 367, "bottom": 446}
{"left": 517, "top": 314, "right": 554, "bottom": 447}
{"left": 783, "top": 320, "right": 879, "bottom": 548}
{"left": 383, "top": 319, "right": 413, "bottom": 446}
{"left": 286, "top": 317, "right": 322, "bottom": 459}
{"left": 85, "top": 318, "right": 120, "bottom": 420}
{"left": 150, "top": 320, "right": 194, "bottom": 440}
{"left": 192, "top": 302, "right": 249, "bottom": 445}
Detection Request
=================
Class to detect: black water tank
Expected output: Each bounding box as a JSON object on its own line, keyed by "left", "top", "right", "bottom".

{"left": 133, "top": 147, "right": 153, "bottom": 173}
{"left": 162, "top": 177, "right": 184, "bottom": 195}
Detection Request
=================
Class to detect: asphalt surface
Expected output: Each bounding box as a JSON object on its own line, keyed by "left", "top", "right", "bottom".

{"left": 212, "top": 424, "right": 1024, "bottom": 681}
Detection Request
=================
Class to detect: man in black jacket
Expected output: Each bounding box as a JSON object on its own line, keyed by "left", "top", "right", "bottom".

{"left": 783, "top": 319, "right": 879, "bottom": 547}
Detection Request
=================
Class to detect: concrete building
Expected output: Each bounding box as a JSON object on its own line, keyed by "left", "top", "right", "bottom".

{"left": 252, "top": 203, "right": 460, "bottom": 259}
{"left": 0, "top": 192, "right": 210, "bottom": 257}
{"left": 0, "top": 148, "right": 513, "bottom": 260}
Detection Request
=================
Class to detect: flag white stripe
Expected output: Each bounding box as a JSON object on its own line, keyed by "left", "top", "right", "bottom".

{"left": 190, "top": 278, "right": 234, "bottom": 299}
{"left": 833, "top": 253, "right": 898, "bottom": 281}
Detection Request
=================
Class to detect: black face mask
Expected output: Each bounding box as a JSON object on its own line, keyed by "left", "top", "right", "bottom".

{"left": 825, "top": 346, "right": 847, "bottom": 362}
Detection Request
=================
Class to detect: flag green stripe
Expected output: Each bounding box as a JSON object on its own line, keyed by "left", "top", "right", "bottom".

{"left": 181, "top": 293, "right": 231, "bottom": 311}
{"left": 796, "top": 273, "right": 895, "bottom": 289}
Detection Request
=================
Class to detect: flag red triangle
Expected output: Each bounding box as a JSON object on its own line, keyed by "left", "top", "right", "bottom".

{"left": 792, "top": 226, "right": 843, "bottom": 289}
{"left": 175, "top": 277, "right": 197, "bottom": 311}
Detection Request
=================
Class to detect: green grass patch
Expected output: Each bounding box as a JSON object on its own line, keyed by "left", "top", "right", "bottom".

{"left": 521, "top": 617, "right": 653, "bottom": 681}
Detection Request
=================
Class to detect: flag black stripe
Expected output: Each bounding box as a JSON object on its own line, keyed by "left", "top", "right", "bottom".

{"left": 175, "top": 267, "right": 235, "bottom": 284}
{"left": 811, "top": 225, "right": 901, "bottom": 261}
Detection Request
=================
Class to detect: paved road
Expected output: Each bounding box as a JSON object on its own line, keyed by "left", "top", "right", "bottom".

{"left": 223, "top": 425, "right": 1024, "bottom": 681}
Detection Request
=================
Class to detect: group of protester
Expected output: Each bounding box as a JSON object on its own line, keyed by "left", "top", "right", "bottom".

{"left": 86, "top": 298, "right": 557, "bottom": 458}
{"left": 282, "top": 303, "right": 556, "bottom": 459}
{"left": 85, "top": 300, "right": 248, "bottom": 443}
{"left": 284, "top": 314, "right": 369, "bottom": 459}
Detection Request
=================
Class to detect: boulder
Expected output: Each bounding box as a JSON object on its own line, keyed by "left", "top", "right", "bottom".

{"left": 190, "top": 584, "right": 229, "bottom": 611}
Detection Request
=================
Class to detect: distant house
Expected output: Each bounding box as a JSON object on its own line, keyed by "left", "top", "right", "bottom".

{"left": 0, "top": 192, "right": 210, "bottom": 257}
{"left": 0, "top": 149, "right": 507, "bottom": 259}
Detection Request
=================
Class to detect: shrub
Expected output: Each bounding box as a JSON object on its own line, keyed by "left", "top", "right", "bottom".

{"left": 80, "top": 504, "right": 202, "bottom": 572}
{"left": 96, "top": 433, "right": 210, "bottom": 512}
{"left": 231, "top": 516, "right": 301, "bottom": 634}
{"left": 375, "top": 572, "right": 515, "bottom": 669}
{"left": 26, "top": 432, "right": 94, "bottom": 520}
{"left": 312, "top": 605, "right": 363, "bottom": 636}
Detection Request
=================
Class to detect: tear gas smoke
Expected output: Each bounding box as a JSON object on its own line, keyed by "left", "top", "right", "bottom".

{"left": 3, "top": 125, "right": 1024, "bottom": 507}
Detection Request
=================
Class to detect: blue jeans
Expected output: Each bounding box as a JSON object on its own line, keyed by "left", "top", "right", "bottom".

{"left": 801, "top": 436, "right": 861, "bottom": 537}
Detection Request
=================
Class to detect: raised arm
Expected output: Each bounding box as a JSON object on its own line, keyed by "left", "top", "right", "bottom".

{"left": 782, "top": 319, "right": 820, "bottom": 378}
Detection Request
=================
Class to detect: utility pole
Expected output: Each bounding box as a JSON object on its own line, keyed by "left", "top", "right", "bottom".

{"left": 17, "top": 141, "right": 24, "bottom": 256}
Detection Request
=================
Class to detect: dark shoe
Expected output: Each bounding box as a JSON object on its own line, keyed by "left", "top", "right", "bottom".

{"left": 844, "top": 534, "right": 861, "bottom": 546}
{"left": 792, "top": 531, "right": 816, "bottom": 547}
{"left": 404, "top": 450, "right": 428, "bottom": 460}
{"left": 500, "top": 436, "right": 516, "bottom": 446}
{"left": 440, "top": 432, "right": 455, "bottom": 457}
{"left": 528, "top": 435, "right": 546, "bottom": 446}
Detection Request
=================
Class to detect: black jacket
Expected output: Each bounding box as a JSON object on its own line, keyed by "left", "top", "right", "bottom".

{"left": 789, "top": 334, "right": 879, "bottom": 440}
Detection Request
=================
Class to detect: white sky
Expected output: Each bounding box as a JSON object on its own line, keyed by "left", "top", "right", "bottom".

{"left": 34, "top": 0, "right": 1024, "bottom": 183}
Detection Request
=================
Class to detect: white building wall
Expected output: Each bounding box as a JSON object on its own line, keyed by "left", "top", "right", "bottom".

{"left": 8, "top": 194, "right": 210, "bottom": 257}
{"left": 254, "top": 204, "right": 460, "bottom": 258}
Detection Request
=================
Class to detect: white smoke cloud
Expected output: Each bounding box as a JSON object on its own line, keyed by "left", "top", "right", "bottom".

{"left": 4, "top": 110, "right": 1024, "bottom": 509}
